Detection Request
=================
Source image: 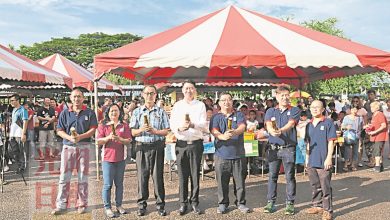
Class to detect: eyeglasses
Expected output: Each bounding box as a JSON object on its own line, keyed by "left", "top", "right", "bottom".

{"left": 143, "top": 92, "right": 156, "bottom": 96}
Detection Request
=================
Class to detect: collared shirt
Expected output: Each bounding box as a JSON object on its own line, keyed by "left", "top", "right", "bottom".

{"left": 130, "top": 105, "right": 170, "bottom": 143}
{"left": 97, "top": 122, "right": 131, "bottom": 162}
{"left": 210, "top": 111, "right": 246, "bottom": 159}
{"left": 10, "top": 105, "right": 28, "bottom": 138}
{"left": 170, "top": 99, "right": 207, "bottom": 141}
{"left": 57, "top": 107, "right": 98, "bottom": 146}
{"left": 264, "top": 105, "right": 300, "bottom": 145}
{"left": 305, "top": 117, "right": 337, "bottom": 169}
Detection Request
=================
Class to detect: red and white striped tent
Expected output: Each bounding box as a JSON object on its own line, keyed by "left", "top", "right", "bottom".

{"left": 0, "top": 44, "right": 72, "bottom": 88}
{"left": 39, "top": 53, "right": 120, "bottom": 92}
{"left": 94, "top": 5, "right": 390, "bottom": 87}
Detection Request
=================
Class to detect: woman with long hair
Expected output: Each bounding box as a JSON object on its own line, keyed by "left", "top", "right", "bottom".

{"left": 97, "top": 104, "right": 131, "bottom": 218}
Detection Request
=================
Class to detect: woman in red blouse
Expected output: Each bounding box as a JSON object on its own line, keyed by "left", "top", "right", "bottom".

{"left": 366, "top": 101, "right": 388, "bottom": 172}
{"left": 97, "top": 104, "right": 131, "bottom": 217}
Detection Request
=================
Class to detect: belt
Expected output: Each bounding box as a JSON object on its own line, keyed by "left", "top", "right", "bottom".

{"left": 136, "top": 140, "right": 163, "bottom": 145}
{"left": 269, "top": 144, "right": 294, "bottom": 150}
{"left": 177, "top": 139, "right": 202, "bottom": 145}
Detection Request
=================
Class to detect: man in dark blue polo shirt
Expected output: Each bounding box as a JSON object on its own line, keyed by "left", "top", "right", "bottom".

{"left": 305, "top": 100, "right": 336, "bottom": 220}
{"left": 263, "top": 85, "right": 300, "bottom": 215}
{"left": 210, "top": 92, "right": 249, "bottom": 214}
{"left": 51, "top": 88, "right": 98, "bottom": 216}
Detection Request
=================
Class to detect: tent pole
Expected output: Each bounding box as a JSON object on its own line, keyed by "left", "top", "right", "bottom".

{"left": 94, "top": 81, "right": 100, "bottom": 181}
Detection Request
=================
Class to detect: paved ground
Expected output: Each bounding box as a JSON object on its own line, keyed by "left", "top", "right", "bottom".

{"left": 1, "top": 143, "right": 389, "bottom": 220}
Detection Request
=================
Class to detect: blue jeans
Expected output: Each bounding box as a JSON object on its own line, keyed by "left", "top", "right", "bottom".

{"left": 102, "top": 160, "right": 126, "bottom": 209}
{"left": 267, "top": 147, "right": 296, "bottom": 203}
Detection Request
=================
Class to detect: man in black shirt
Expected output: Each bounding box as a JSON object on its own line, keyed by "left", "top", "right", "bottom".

{"left": 37, "top": 97, "right": 56, "bottom": 159}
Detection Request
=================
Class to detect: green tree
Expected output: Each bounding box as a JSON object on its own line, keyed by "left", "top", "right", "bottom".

{"left": 16, "top": 32, "right": 142, "bottom": 85}
{"left": 301, "top": 18, "right": 383, "bottom": 98}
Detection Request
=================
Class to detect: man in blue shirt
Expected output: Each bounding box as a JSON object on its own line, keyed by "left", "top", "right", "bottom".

{"left": 305, "top": 100, "right": 336, "bottom": 220}
{"left": 210, "top": 92, "right": 249, "bottom": 214}
{"left": 130, "top": 85, "right": 170, "bottom": 216}
{"left": 51, "top": 88, "right": 98, "bottom": 215}
{"left": 9, "top": 94, "right": 28, "bottom": 173}
{"left": 263, "top": 85, "right": 300, "bottom": 215}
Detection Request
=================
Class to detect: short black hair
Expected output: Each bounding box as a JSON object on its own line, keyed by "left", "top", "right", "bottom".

{"left": 10, "top": 94, "right": 21, "bottom": 101}
{"left": 367, "top": 89, "right": 376, "bottom": 95}
{"left": 300, "top": 111, "right": 307, "bottom": 117}
{"left": 183, "top": 80, "right": 197, "bottom": 88}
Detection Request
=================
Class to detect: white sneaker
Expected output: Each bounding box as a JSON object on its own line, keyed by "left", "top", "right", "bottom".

{"left": 4, "top": 165, "right": 9, "bottom": 172}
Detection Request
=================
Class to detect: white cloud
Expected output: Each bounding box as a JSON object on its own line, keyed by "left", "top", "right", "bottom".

{"left": 0, "top": 0, "right": 389, "bottom": 51}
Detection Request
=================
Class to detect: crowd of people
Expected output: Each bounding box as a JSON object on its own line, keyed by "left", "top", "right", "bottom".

{"left": 0, "top": 84, "right": 389, "bottom": 220}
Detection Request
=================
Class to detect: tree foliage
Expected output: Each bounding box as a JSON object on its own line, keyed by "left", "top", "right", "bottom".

{"left": 300, "top": 18, "right": 388, "bottom": 98}
{"left": 16, "top": 32, "right": 142, "bottom": 85}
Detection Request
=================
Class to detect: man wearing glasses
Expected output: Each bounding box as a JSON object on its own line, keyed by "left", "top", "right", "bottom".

{"left": 170, "top": 80, "right": 207, "bottom": 215}
{"left": 130, "top": 85, "right": 170, "bottom": 216}
{"left": 305, "top": 100, "right": 337, "bottom": 220}
{"left": 210, "top": 92, "right": 249, "bottom": 214}
{"left": 9, "top": 94, "right": 28, "bottom": 173}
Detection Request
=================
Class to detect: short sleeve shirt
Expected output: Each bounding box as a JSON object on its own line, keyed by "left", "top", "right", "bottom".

{"left": 57, "top": 107, "right": 98, "bottom": 146}
{"left": 129, "top": 105, "right": 170, "bottom": 143}
{"left": 97, "top": 123, "right": 132, "bottom": 162}
{"left": 37, "top": 106, "right": 55, "bottom": 130}
{"left": 305, "top": 117, "right": 337, "bottom": 169}
{"left": 370, "top": 112, "right": 388, "bottom": 142}
{"left": 10, "top": 105, "right": 28, "bottom": 138}
{"left": 210, "top": 111, "right": 246, "bottom": 159}
{"left": 264, "top": 106, "right": 300, "bottom": 145}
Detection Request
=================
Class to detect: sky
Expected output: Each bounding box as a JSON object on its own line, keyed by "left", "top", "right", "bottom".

{"left": 1, "top": 0, "right": 389, "bottom": 51}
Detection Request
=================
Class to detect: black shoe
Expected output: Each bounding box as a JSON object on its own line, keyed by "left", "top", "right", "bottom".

{"left": 157, "top": 208, "right": 167, "bottom": 216}
{"left": 137, "top": 208, "right": 146, "bottom": 216}
{"left": 178, "top": 205, "right": 187, "bottom": 215}
{"left": 380, "top": 164, "right": 384, "bottom": 172}
{"left": 192, "top": 205, "right": 201, "bottom": 215}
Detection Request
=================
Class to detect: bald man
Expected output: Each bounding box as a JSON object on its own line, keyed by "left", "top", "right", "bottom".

{"left": 305, "top": 100, "right": 337, "bottom": 220}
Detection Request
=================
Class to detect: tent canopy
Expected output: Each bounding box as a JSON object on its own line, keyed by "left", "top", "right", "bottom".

{"left": 94, "top": 5, "right": 390, "bottom": 87}
{"left": 39, "top": 53, "right": 120, "bottom": 92}
{"left": 0, "top": 44, "right": 72, "bottom": 88}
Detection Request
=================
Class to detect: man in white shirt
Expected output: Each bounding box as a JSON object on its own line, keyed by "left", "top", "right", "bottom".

{"left": 170, "top": 81, "right": 207, "bottom": 215}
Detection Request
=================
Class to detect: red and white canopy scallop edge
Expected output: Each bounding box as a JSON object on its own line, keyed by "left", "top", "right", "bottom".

{"left": 39, "top": 53, "right": 120, "bottom": 91}
{"left": 94, "top": 5, "right": 390, "bottom": 87}
{"left": 0, "top": 44, "right": 73, "bottom": 88}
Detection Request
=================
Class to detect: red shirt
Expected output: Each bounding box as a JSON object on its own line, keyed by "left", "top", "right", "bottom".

{"left": 97, "top": 122, "right": 131, "bottom": 162}
{"left": 27, "top": 109, "right": 35, "bottom": 130}
{"left": 370, "top": 111, "right": 388, "bottom": 142}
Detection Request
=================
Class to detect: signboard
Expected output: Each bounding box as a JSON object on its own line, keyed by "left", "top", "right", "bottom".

{"left": 244, "top": 140, "right": 259, "bottom": 157}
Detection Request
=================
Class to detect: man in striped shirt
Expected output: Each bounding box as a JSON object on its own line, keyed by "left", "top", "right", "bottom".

{"left": 130, "top": 85, "right": 170, "bottom": 216}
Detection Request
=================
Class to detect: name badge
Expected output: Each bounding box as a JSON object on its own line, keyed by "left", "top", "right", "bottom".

{"left": 320, "top": 126, "right": 325, "bottom": 130}
{"left": 85, "top": 116, "right": 88, "bottom": 121}
{"left": 287, "top": 111, "right": 290, "bottom": 116}
{"left": 42, "top": 111, "right": 45, "bottom": 114}
{"left": 233, "top": 117, "right": 237, "bottom": 122}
